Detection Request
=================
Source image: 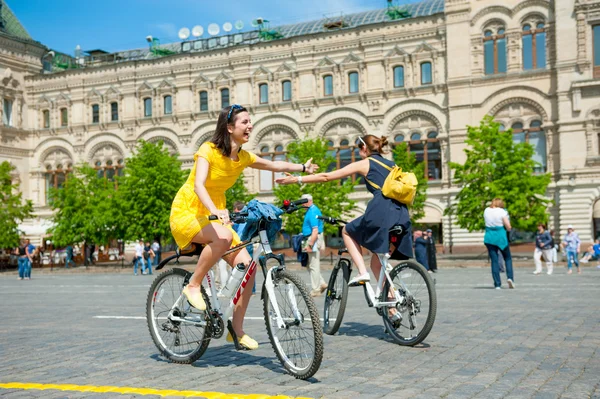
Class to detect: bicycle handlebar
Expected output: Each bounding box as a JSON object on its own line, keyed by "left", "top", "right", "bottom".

{"left": 317, "top": 215, "right": 348, "bottom": 225}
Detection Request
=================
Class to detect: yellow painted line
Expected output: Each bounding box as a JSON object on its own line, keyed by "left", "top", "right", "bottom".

{"left": 0, "top": 382, "right": 313, "bottom": 399}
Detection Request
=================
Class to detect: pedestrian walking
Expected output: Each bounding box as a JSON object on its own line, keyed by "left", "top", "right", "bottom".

{"left": 483, "top": 198, "right": 515, "bottom": 289}
{"left": 533, "top": 223, "right": 554, "bottom": 275}
{"left": 16, "top": 240, "right": 28, "bottom": 280}
{"left": 143, "top": 242, "right": 155, "bottom": 275}
{"left": 414, "top": 230, "right": 430, "bottom": 271}
{"left": 24, "top": 239, "right": 35, "bottom": 279}
{"left": 562, "top": 225, "right": 581, "bottom": 274}
{"left": 426, "top": 229, "right": 438, "bottom": 273}
{"left": 151, "top": 239, "right": 161, "bottom": 267}
{"left": 65, "top": 244, "right": 76, "bottom": 268}
{"left": 133, "top": 239, "right": 144, "bottom": 275}
{"left": 301, "top": 194, "right": 327, "bottom": 297}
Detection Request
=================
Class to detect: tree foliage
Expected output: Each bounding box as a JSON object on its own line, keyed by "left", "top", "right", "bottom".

{"left": 392, "top": 142, "right": 428, "bottom": 221}
{"left": 445, "top": 116, "right": 552, "bottom": 232}
{"left": 273, "top": 138, "right": 357, "bottom": 235}
{"left": 0, "top": 161, "right": 34, "bottom": 248}
{"left": 116, "top": 140, "right": 186, "bottom": 242}
{"left": 48, "top": 164, "right": 117, "bottom": 246}
{"left": 225, "top": 174, "right": 255, "bottom": 211}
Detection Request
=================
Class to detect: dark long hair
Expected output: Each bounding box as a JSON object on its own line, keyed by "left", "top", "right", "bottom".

{"left": 211, "top": 105, "right": 248, "bottom": 157}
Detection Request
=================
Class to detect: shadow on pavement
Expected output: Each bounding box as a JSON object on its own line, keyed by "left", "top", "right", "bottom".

{"left": 334, "top": 321, "right": 432, "bottom": 348}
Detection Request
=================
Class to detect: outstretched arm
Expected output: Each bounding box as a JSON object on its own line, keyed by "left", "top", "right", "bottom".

{"left": 250, "top": 157, "right": 318, "bottom": 174}
{"left": 276, "top": 159, "right": 369, "bottom": 185}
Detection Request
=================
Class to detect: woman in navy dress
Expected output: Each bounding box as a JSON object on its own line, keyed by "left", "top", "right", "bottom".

{"left": 276, "top": 135, "right": 412, "bottom": 286}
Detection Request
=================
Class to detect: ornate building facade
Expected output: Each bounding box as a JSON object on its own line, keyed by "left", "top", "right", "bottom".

{"left": 1, "top": 0, "right": 600, "bottom": 251}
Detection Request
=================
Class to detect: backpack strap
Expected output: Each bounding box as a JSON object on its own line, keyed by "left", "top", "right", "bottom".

{"left": 368, "top": 157, "right": 393, "bottom": 172}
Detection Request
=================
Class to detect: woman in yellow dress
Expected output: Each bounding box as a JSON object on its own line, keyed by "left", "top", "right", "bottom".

{"left": 170, "top": 104, "right": 317, "bottom": 350}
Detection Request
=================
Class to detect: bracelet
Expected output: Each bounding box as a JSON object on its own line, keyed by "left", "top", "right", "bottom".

{"left": 302, "top": 164, "right": 306, "bottom": 173}
{"left": 297, "top": 175, "right": 303, "bottom": 185}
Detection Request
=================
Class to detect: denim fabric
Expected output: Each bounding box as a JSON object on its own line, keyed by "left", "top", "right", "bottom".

{"left": 18, "top": 257, "right": 27, "bottom": 278}
{"left": 65, "top": 254, "right": 75, "bottom": 268}
{"left": 25, "top": 259, "right": 32, "bottom": 278}
{"left": 239, "top": 200, "right": 284, "bottom": 242}
{"left": 566, "top": 250, "right": 579, "bottom": 269}
{"left": 152, "top": 251, "right": 161, "bottom": 267}
{"left": 486, "top": 243, "right": 514, "bottom": 287}
{"left": 535, "top": 231, "right": 554, "bottom": 250}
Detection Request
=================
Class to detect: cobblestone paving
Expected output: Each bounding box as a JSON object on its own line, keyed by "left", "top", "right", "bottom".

{"left": 1, "top": 265, "right": 599, "bottom": 399}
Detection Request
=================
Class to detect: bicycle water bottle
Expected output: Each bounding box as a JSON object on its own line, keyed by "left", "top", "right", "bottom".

{"left": 218, "top": 263, "right": 246, "bottom": 298}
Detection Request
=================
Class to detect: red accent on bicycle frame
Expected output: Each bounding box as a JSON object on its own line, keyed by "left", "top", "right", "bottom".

{"left": 232, "top": 260, "right": 257, "bottom": 305}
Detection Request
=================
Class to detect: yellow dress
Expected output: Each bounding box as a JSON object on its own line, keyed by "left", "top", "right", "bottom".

{"left": 170, "top": 142, "right": 257, "bottom": 249}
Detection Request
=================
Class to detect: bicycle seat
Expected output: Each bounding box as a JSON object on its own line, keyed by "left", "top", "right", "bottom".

{"left": 177, "top": 243, "right": 204, "bottom": 257}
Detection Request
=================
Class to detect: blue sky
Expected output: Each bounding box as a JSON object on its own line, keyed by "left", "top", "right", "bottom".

{"left": 9, "top": 0, "right": 418, "bottom": 54}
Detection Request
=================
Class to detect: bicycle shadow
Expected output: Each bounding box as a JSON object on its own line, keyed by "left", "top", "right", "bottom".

{"left": 333, "top": 321, "right": 431, "bottom": 349}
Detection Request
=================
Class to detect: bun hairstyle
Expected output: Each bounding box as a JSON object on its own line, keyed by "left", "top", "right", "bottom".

{"left": 211, "top": 105, "right": 248, "bottom": 157}
{"left": 361, "top": 135, "right": 389, "bottom": 154}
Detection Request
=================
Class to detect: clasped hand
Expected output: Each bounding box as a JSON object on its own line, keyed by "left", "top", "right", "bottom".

{"left": 275, "top": 158, "right": 318, "bottom": 185}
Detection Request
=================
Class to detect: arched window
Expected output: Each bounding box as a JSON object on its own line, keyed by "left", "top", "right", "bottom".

{"left": 163, "top": 95, "right": 173, "bottom": 115}
{"left": 393, "top": 66, "right": 405, "bottom": 88}
{"left": 348, "top": 72, "right": 359, "bottom": 93}
{"left": 259, "top": 83, "right": 269, "bottom": 104}
{"left": 393, "top": 128, "right": 442, "bottom": 180}
{"left": 95, "top": 159, "right": 125, "bottom": 184}
{"left": 420, "top": 62, "right": 432, "bottom": 85}
{"left": 523, "top": 22, "right": 546, "bottom": 70}
{"left": 143, "top": 97, "right": 152, "bottom": 117}
{"left": 42, "top": 110, "right": 50, "bottom": 128}
{"left": 60, "top": 108, "right": 68, "bottom": 127}
{"left": 220, "top": 88, "right": 229, "bottom": 108}
{"left": 483, "top": 27, "right": 507, "bottom": 75}
{"left": 45, "top": 163, "right": 72, "bottom": 203}
{"left": 92, "top": 104, "right": 100, "bottom": 124}
{"left": 110, "top": 102, "right": 119, "bottom": 121}
{"left": 327, "top": 139, "right": 364, "bottom": 184}
{"left": 258, "top": 145, "right": 286, "bottom": 191}
{"left": 282, "top": 80, "right": 292, "bottom": 102}
{"left": 323, "top": 75, "right": 333, "bottom": 96}
{"left": 199, "top": 91, "right": 208, "bottom": 111}
{"left": 509, "top": 120, "right": 546, "bottom": 172}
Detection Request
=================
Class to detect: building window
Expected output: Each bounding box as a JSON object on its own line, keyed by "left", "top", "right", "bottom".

{"left": 282, "top": 80, "right": 292, "bottom": 102}
{"left": 393, "top": 66, "right": 405, "bottom": 88}
{"left": 327, "top": 139, "right": 364, "bottom": 185}
{"left": 421, "top": 62, "right": 432, "bottom": 85}
{"left": 95, "top": 159, "right": 124, "bottom": 182}
{"left": 110, "top": 102, "right": 119, "bottom": 121}
{"left": 593, "top": 25, "right": 600, "bottom": 78}
{"left": 259, "top": 83, "right": 269, "bottom": 104}
{"left": 258, "top": 145, "right": 286, "bottom": 191}
{"left": 510, "top": 120, "right": 546, "bottom": 172}
{"left": 323, "top": 75, "right": 333, "bottom": 96}
{"left": 163, "top": 95, "right": 172, "bottom": 115}
{"left": 45, "top": 163, "right": 72, "bottom": 203}
{"left": 484, "top": 28, "right": 507, "bottom": 75}
{"left": 348, "top": 72, "right": 359, "bottom": 93}
{"left": 143, "top": 98, "right": 152, "bottom": 117}
{"left": 523, "top": 23, "right": 546, "bottom": 70}
{"left": 2, "top": 98, "right": 13, "bottom": 126}
{"left": 92, "top": 104, "right": 100, "bottom": 124}
{"left": 42, "top": 109, "right": 50, "bottom": 128}
{"left": 60, "top": 108, "right": 68, "bottom": 127}
{"left": 199, "top": 91, "right": 208, "bottom": 111}
{"left": 394, "top": 132, "right": 442, "bottom": 180}
{"left": 220, "top": 88, "right": 230, "bottom": 108}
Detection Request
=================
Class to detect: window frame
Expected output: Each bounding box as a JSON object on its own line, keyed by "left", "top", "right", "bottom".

{"left": 199, "top": 91, "right": 208, "bottom": 111}
{"left": 220, "top": 88, "right": 230, "bottom": 109}
{"left": 348, "top": 71, "right": 359, "bottom": 93}
{"left": 143, "top": 97, "right": 152, "bottom": 117}
{"left": 281, "top": 80, "right": 292, "bottom": 102}
{"left": 522, "top": 22, "right": 546, "bottom": 70}
{"left": 509, "top": 120, "right": 547, "bottom": 172}
{"left": 395, "top": 132, "right": 442, "bottom": 180}
{"left": 95, "top": 159, "right": 125, "bottom": 186}
{"left": 483, "top": 28, "right": 507, "bottom": 75}
{"left": 393, "top": 65, "right": 405, "bottom": 88}
{"left": 163, "top": 95, "right": 173, "bottom": 115}
{"left": 45, "top": 163, "right": 73, "bottom": 203}
{"left": 91, "top": 104, "right": 100, "bottom": 124}
{"left": 259, "top": 83, "right": 269, "bottom": 104}
{"left": 593, "top": 25, "right": 600, "bottom": 78}
{"left": 420, "top": 61, "right": 433, "bottom": 85}
{"left": 327, "top": 140, "right": 365, "bottom": 185}
{"left": 110, "top": 102, "right": 119, "bottom": 121}
{"left": 323, "top": 74, "right": 334, "bottom": 97}
{"left": 3, "top": 98, "right": 13, "bottom": 126}
{"left": 42, "top": 109, "right": 50, "bottom": 128}
{"left": 60, "top": 108, "right": 68, "bottom": 127}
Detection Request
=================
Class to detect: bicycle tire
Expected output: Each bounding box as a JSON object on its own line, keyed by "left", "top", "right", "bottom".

{"left": 382, "top": 260, "right": 436, "bottom": 346}
{"left": 323, "top": 258, "right": 350, "bottom": 335}
{"left": 263, "top": 269, "right": 323, "bottom": 380}
{"left": 147, "top": 267, "right": 211, "bottom": 363}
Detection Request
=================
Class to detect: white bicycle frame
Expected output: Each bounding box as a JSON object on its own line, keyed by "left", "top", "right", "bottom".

{"left": 169, "top": 229, "right": 298, "bottom": 330}
{"left": 353, "top": 253, "right": 405, "bottom": 308}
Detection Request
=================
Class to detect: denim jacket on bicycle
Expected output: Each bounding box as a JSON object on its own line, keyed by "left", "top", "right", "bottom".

{"left": 239, "top": 200, "right": 284, "bottom": 243}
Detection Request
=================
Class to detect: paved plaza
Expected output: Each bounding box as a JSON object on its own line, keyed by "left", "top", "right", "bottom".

{"left": 1, "top": 265, "right": 599, "bottom": 399}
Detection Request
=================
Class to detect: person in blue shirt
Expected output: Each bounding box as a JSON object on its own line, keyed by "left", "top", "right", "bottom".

{"left": 65, "top": 244, "right": 76, "bottom": 268}
{"left": 301, "top": 194, "right": 327, "bottom": 297}
{"left": 562, "top": 225, "right": 581, "bottom": 274}
{"left": 25, "top": 239, "right": 35, "bottom": 280}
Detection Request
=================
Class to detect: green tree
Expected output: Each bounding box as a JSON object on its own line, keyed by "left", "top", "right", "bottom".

{"left": 0, "top": 161, "right": 34, "bottom": 248}
{"left": 392, "top": 142, "right": 428, "bottom": 221}
{"left": 48, "top": 164, "right": 117, "bottom": 247}
{"left": 116, "top": 140, "right": 186, "bottom": 242}
{"left": 445, "top": 116, "right": 552, "bottom": 232}
{"left": 225, "top": 174, "right": 255, "bottom": 211}
{"left": 273, "top": 138, "right": 357, "bottom": 235}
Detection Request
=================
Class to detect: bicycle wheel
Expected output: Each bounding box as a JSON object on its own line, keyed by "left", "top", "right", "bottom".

{"left": 263, "top": 269, "right": 323, "bottom": 380}
{"left": 323, "top": 258, "right": 350, "bottom": 335}
{"left": 147, "top": 267, "right": 211, "bottom": 363}
{"left": 382, "top": 260, "right": 436, "bottom": 346}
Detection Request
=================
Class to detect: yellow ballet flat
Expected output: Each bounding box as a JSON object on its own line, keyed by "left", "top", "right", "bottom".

{"left": 226, "top": 320, "right": 258, "bottom": 350}
{"left": 182, "top": 285, "right": 206, "bottom": 311}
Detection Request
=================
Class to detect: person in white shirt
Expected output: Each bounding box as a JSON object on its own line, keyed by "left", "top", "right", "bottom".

{"left": 483, "top": 198, "right": 515, "bottom": 289}
{"left": 151, "top": 240, "right": 161, "bottom": 267}
{"left": 133, "top": 240, "right": 144, "bottom": 276}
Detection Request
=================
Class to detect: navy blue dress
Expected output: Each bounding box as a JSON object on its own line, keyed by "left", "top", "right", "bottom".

{"left": 345, "top": 153, "right": 413, "bottom": 257}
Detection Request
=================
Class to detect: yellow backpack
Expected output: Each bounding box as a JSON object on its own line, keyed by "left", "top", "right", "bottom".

{"left": 364, "top": 157, "right": 418, "bottom": 205}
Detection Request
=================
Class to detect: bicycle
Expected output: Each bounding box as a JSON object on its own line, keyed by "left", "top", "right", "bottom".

{"left": 146, "top": 199, "right": 323, "bottom": 380}
{"left": 319, "top": 216, "right": 437, "bottom": 346}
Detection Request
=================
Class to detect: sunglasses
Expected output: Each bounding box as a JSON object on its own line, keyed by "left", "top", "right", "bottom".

{"left": 227, "top": 104, "right": 244, "bottom": 122}
{"left": 356, "top": 136, "right": 366, "bottom": 149}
